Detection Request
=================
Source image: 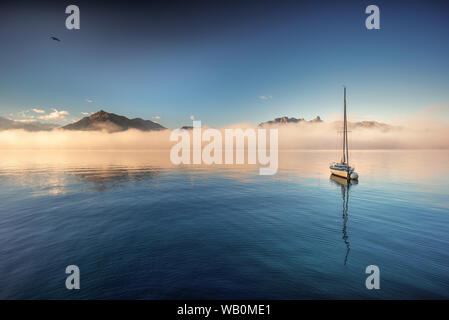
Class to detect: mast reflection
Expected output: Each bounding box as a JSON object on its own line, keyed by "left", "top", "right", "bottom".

{"left": 330, "top": 174, "right": 358, "bottom": 265}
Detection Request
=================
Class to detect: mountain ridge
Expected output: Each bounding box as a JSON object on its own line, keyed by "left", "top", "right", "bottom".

{"left": 258, "top": 116, "right": 395, "bottom": 131}
{"left": 62, "top": 110, "right": 166, "bottom": 132}
{"left": 259, "top": 116, "right": 323, "bottom": 126}
{"left": 1, "top": 111, "right": 396, "bottom": 132}
{"left": 0, "top": 117, "right": 59, "bottom": 131}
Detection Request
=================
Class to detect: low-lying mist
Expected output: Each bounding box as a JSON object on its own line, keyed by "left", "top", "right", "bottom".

{"left": 0, "top": 120, "right": 447, "bottom": 150}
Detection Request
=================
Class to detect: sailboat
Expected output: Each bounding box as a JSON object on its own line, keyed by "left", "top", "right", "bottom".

{"left": 330, "top": 87, "right": 359, "bottom": 180}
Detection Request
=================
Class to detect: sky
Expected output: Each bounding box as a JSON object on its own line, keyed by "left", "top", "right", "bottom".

{"left": 0, "top": 0, "right": 448, "bottom": 128}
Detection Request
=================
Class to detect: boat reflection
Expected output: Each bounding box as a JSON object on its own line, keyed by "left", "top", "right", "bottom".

{"left": 330, "top": 174, "right": 357, "bottom": 265}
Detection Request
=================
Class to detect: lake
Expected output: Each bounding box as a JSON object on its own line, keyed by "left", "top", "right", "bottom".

{"left": 0, "top": 150, "right": 448, "bottom": 299}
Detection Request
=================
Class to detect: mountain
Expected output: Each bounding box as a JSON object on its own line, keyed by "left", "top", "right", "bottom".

{"left": 1, "top": 111, "right": 394, "bottom": 133}
{"left": 259, "top": 116, "right": 394, "bottom": 131}
{"left": 62, "top": 110, "right": 166, "bottom": 132}
{"left": 259, "top": 116, "right": 323, "bottom": 126}
{"left": 348, "top": 121, "right": 392, "bottom": 131}
{"left": 329, "top": 120, "right": 395, "bottom": 132}
{"left": 0, "top": 117, "right": 59, "bottom": 131}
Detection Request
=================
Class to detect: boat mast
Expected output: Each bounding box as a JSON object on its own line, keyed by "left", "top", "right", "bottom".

{"left": 342, "top": 87, "right": 347, "bottom": 164}
{"left": 344, "top": 87, "right": 349, "bottom": 165}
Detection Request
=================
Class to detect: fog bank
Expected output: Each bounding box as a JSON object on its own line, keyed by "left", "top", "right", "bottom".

{"left": 0, "top": 120, "right": 447, "bottom": 150}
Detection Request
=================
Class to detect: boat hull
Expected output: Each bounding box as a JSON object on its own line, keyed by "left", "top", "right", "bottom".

{"left": 330, "top": 167, "right": 359, "bottom": 180}
{"left": 330, "top": 168, "right": 349, "bottom": 179}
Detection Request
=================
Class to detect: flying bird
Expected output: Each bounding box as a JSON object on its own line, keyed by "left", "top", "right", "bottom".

{"left": 50, "top": 36, "right": 61, "bottom": 42}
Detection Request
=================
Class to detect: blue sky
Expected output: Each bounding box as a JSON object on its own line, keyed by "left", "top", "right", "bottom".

{"left": 0, "top": 0, "right": 448, "bottom": 128}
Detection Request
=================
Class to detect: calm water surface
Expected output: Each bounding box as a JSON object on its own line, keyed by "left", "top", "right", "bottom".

{"left": 0, "top": 150, "right": 448, "bottom": 299}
